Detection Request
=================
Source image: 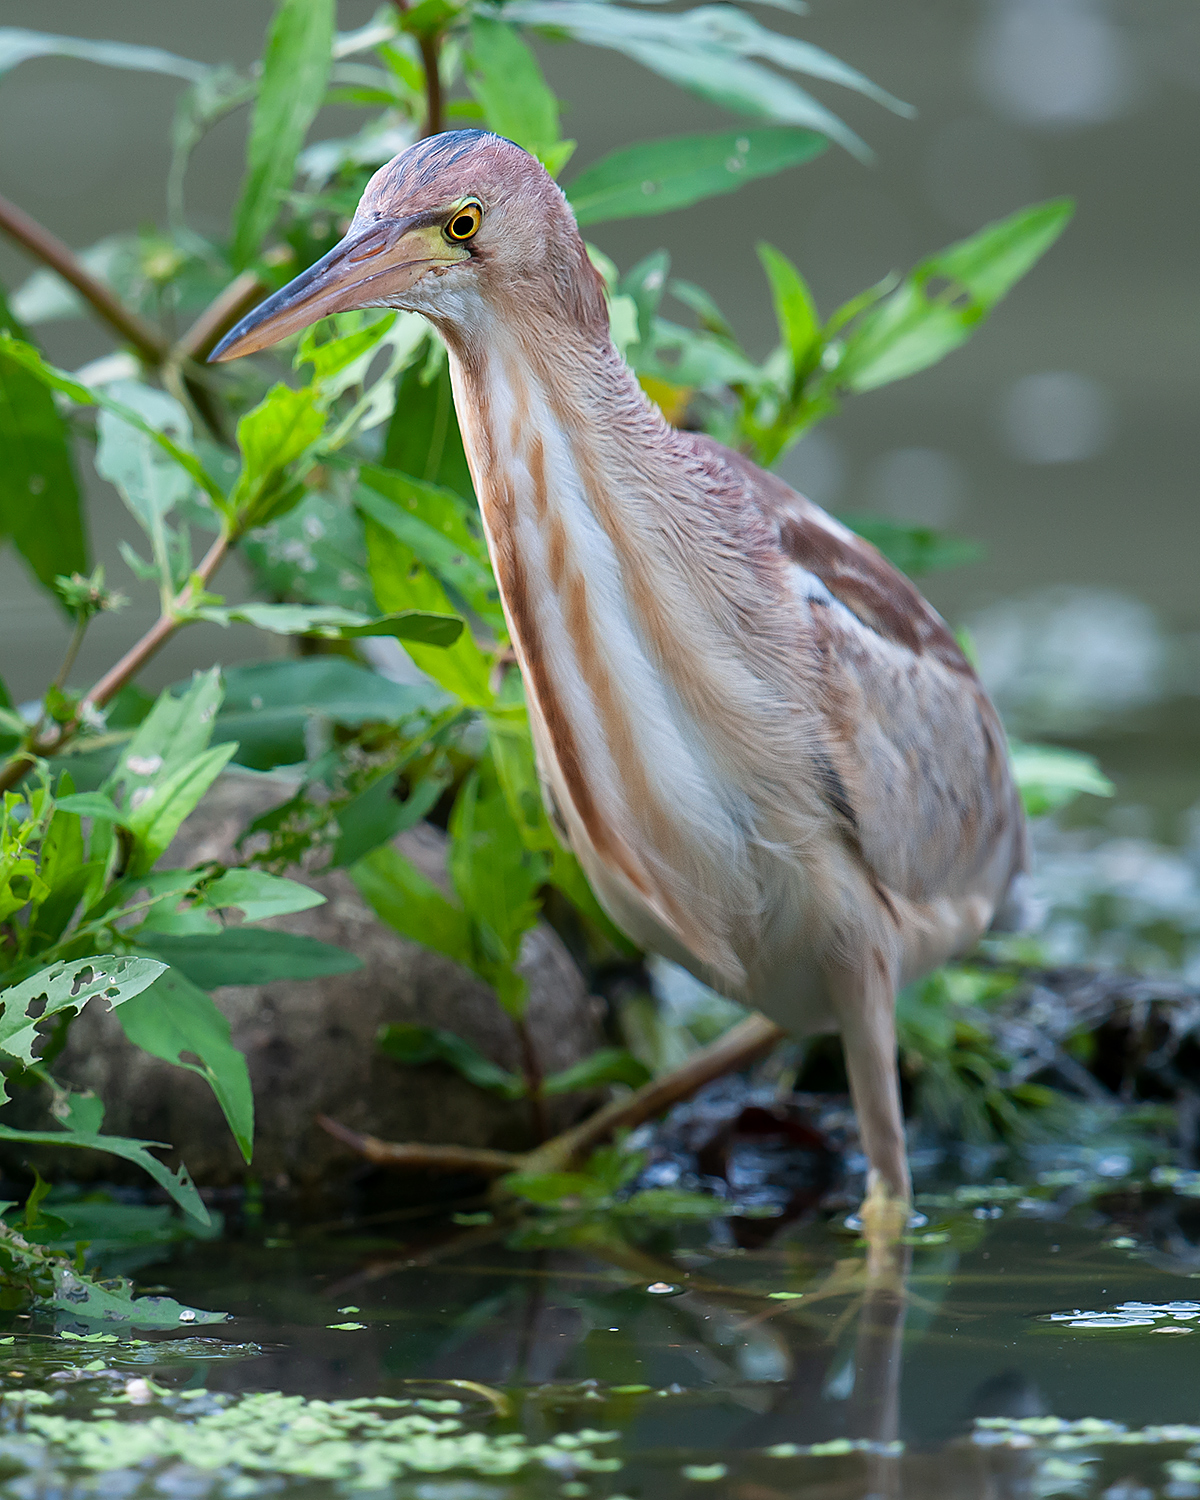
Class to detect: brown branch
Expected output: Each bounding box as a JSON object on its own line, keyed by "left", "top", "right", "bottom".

{"left": 80, "top": 530, "right": 230, "bottom": 711}
{"left": 316, "top": 1116, "right": 520, "bottom": 1176}
{"left": 521, "top": 1014, "right": 786, "bottom": 1173}
{"left": 0, "top": 192, "right": 168, "bottom": 366}
{"left": 317, "top": 1013, "right": 787, "bottom": 1180}
{"left": 172, "top": 246, "right": 295, "bottom": 365}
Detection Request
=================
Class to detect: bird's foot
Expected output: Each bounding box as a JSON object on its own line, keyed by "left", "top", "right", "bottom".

{"left": 856, "top": 1172, "right": 912, "bottom": 1276}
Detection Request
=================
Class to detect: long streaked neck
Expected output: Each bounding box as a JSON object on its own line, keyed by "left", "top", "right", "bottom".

{"left": 443, "top": 313, "right": 764, "bottom": 979}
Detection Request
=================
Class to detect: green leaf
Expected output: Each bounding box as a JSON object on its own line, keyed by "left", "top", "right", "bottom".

{"left": 0, "top": 294, "right": 88, "bottom": 601}
{"left": 0, "top": 333, "right": 222, "bottom": 502}
{"left": 834, "top": 200, "right": 1075, "bottom": 394}
{"left": 448, "top": 761, "right": 547, "bottom": 1017}
{"left": 377, "top": 1022, "right": 523, "bottom": 1098}
{"left": 757, "top": 242, "right": 819, "bottom": 374}
{"left": 840, "top": 516, "right": 984, "bottom": 576}
{"left": 114, "top": 967, "right": 254, "bottom": 1163}
{"left": 190, "top": 601, "right": 463, "bottom": 646}
{"left": 0, "top": 28, "right": 207, "bottom": 80}
{"left": 231, "top": 0, "right": 335, "bottom": 268}
{"left": 1009, "top": 740, "right": 1114, "bottom": 819}
{"left": 46, "top": 1268, "right": 227, "bottom": 1327}
{"left": 229, "top": 383, "right": 325, "bottom": 524}
{"left": 295, "top": 311, "right": 397, "bottom": 388}
{"left": 352, "top": 844, "right": 473, "bottom": 968}
{"left": 541, "top": 1047, "right": 652, "bottom": 1095}
{"left": 198, "top": 869, "right": 323, "bottom": 923}
{"left": 382, "top": 342, "right": 475, "bottom": 498}
{"left": 467, "top": 15, "right": 560, "bottom": 159}
{"left": 358, "top": 469, "right": 502, "bottom": 631}
{"left": 0, "top": 955, "right": 166, "bottom": 1072}
{"left": 136, "top": 930, "right": 361, "bottom": 990}
{"left": 94, "top": 381, "right": 196, "bottom": 583}
{"left": 108, "top": 669, "right": 224, "bottom": 807}
{"left": 330, "top": 765, "right": 450, "bottom": 869}
{"left": 0, "top": 1122, "right": 207, "bottom": 1224}
{"left": 124, "top": 743, "right": 237, "bottom": 877}
{"left": 28, "top": 785, "right": 89, "bottom": 948}
{"left": 502, "top": 1170, "right": 609, "bottom": 1206}
{"left": 501, "top": 1, "right": 871, "bottom": 157}
{"left": 213, "top": 658, "right": 440, "bottom": 771}
{"left": 240, "top": 487, "right": 375, "bottom": 616}
{"left": 568, "top": 127, "right": 825, "bottom": 227}
{"left": 614, "top": 1188, "right": 745, "bottom": 1218}
{"left": 53, "top": 792, "right": 130, "bottom": 828}
{"left": 364, "top": 516, "right": 496, "bottom": 707}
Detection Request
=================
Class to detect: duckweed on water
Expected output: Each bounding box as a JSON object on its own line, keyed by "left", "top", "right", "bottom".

{"left": 0, "top": 1388, "right": 624, "bottom": 1490}
{"left": 1039, "top": 1300, "right": 1200, "bottom": 1332}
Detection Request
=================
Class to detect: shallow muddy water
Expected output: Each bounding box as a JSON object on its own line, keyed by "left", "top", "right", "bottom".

{"left": 6, "top": 1167, "right": 1200, "bottom": 1499}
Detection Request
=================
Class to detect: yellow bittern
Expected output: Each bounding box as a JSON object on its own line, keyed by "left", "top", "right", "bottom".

{"left": 212, "top": 131, "right": 1027, "bottom": 1230}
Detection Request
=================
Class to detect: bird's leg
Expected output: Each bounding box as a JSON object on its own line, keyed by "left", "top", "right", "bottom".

{"left": 826, "top": 953, "right": 911, "bottom": 1257}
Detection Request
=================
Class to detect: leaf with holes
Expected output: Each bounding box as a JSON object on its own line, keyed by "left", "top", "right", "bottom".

{"left": 0, "top": 956, "right": 166, "bottom": 1077}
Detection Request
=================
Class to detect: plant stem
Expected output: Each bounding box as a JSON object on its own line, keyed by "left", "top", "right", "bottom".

{"left": 0, "top": 529, "right": 234, "bottom": 797}
{"left": 418, "top": 34, "right": 443, "bottom": 137}
{"left": 515, "top": 1017, "right": 549, "bottom": 1144}
{"left": 81, "top": 529, "right": 231, "bottom": 711}
{"left": 0, "top": 192, "right": 168, "bottom": 366}
{"left": 172, "top": 245, "right": 295, "bottom": 365}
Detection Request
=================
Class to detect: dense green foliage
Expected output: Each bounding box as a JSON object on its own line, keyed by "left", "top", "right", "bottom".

{"left": 0, "top": 0, "right": 1101, "bottom": 1287}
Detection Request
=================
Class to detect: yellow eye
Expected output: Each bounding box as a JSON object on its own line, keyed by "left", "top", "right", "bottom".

{"left": 445, "top": 202, "right": 482, "bottom": 242}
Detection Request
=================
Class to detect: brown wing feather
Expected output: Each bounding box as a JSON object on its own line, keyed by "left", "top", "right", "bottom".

{"left": 687, "top": 434, "right": 1026, "bottom": 909}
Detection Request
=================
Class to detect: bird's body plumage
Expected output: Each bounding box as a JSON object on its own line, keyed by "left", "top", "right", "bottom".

{"left": 212, "top": 130, "right": 1027, "bottom": 1213}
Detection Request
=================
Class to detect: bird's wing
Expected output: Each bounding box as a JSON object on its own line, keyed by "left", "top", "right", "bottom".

{"left": 689, "top": 435, "right": 1025, "bottom": 909}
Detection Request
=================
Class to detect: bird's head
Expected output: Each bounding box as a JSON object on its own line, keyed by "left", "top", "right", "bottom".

{"left": 209, "top": 130, "right": 606, "bottom": 362}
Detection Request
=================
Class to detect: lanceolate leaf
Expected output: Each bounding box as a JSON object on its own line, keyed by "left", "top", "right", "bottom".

{"left": 568, "top": 127, "right": 826, "bottom": 226}
{"left": 213, "top": 658, "right": 441, "bottom": 771}
{"left": 190, "top": 601, "right": 463, "bottom": 646}
{"left": 757, "top": 242, "right": 819, "bottom": 373}
{"left": 0, "top": 295, "right": 88, "bottom": 601}
{"left": 378, "top": 1022, "right": 524, "bottom": 1099}
{"left": 352, "top": 845, "right": 473, "bottom": 969}
{"left": 199, "top": 869, "right": 324, "bottom": 923}
{"left": 231, "top": 0, "right": 335, "bottom": 268}
{"left": 501, "top": 0, "right": 870, "bottom": 157}
{"left": 135, "top": 929, "right": 362, "bottom": 989}
{"left": 357, "top": 469, "right": 501, "bottom": 631}
{"left": 841, "top": 516, "right": 983, "bottom": 577}
{"left": 834, "top": 200, "right": 1075, "bottom": 394}
{"left": 0, "top": 28, "right": 207, "bottom": 81}
{"left": 124, "top": 744, "right": 238, "bottom": 877}
{"left": 1009, "top": 740, "right": 1114, "bottom": 819}
{"left": 541, "top": 1047, "right": 653, "bottom": 1094}
{"left": 114, "top": 967, "right": 255, "bottom": 1163}
{"left": 94, "top": 382, "right": 196, "bottom": 566}
{"left": 0, "top": 1122, "right": 208, "bottom": 1225}
{"left": 468, "top": 15, "right": 561, "bottom": 160}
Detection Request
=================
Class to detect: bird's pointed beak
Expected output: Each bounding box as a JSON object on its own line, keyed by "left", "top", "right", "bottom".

{"left": 208, "top": 216, "right": 464, "bottom": 362}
